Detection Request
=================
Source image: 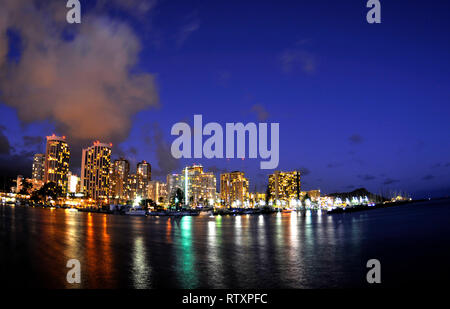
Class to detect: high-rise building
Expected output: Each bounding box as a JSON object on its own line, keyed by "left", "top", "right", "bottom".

{"left": 148, "top": 180, "right": 168, "bottom": 205}
{"left": 220, "top": 171, "right": 249, "bottom": 207}
{"left": 167, "top": 173, "right": 182, "bottom": 201}
{"left": 268, "top": 170, "right": 301, "bottom": 205}
{"left": 182, "top": 164, "right": 216, "bottom": 207}
{"left": 136, "top": 161, "right": 151, "bottom": 199}
{"left": 44, "top": 135, "right": 70, "bottom": 193}
{"left": 249, "top": 192, "right": 266, "bottom": 207}
{"left": 32, "top": 153, "right": 45, "bottom": 180}
{"left": 15, "top": 175, "right": 24, "bottom": 193}
{"left": 80, "top": 141, "right": 112, "bottom": 201}
{"left": 67, "top": 172, "right": 80, "bottom": 194}
{"left": 137, "top": 161, "right": 151, "bottom": 181}
{"left": 109, "top": 158, "right": 130, "bottom": 203}
{"left": 127, "top": 173, "right": 139, "bottom": 202}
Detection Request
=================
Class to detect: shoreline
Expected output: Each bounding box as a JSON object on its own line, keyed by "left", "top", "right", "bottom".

{"left": 326, "top": 199, "right": 428, "bottom": 214}
{"left": 1, "top": 198, "right": 436, "bottom": 217}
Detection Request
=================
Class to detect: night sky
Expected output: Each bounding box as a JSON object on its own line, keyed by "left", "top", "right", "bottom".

{"left": 0, "top": 0, "right": 449, "bottom": 198}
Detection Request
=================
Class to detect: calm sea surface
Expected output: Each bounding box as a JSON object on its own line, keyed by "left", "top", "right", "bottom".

{"left": 1, "top": 199, "right": 449, "bottom": 288}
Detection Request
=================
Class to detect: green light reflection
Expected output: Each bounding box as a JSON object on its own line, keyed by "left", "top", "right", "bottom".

{"left": 176, "top": 216, "right": 198, "bottom": 288}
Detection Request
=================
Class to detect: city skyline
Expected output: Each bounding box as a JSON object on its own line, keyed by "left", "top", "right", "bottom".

{"left": 4, "top": 122, "right": 447, "bottom": 200}
{"left": 17, "top": 133, "right": 339, "bottom": 208}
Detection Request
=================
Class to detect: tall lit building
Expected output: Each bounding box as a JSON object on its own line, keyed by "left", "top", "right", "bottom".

{"left": 301, "top": 189, "right": 321, "bottom": 201}
{"left": 182, "top": 164, "right": 216, "bottom": 207}
{"left": 136, "top": 161, "right": 151, "bottom": 199}
{"left": 166, "top": 174, "right": 183, "bottom": 195}
{"left": 167, "top": 173, "right": 182, "bottom": 201}
{"left": 15, "top": 175, "right": 24, "bottom": 193}
{"left": 220, "top": 171, "right": 249, "bottom": 207}
{"left": 137, "top": 161, "right": 151, "bottom": 181}
{"left": 127, "top": 174, "right": 136, "bottom": 201}
{"left": 81, "top": 141, "right": 112, "bottom": 201}
{"left": 148, "top": 180, "right": 168, "bottom": 205}
{"left": 32, "top": 153, "right": 45, "bottom": 180}
{"left": 67, "top": 172, "right": 80, "bottom": 194}
{"left": 249, "top": 192, "right": 266, "bottom": 207}
{"left": 44, "top": 135, "right": 70, "bottom": 193}
{"left": 268, "top": 170, "right": 301, "bottom": 205}
{"left": 109, "top": 158, "right": 130, "bottom": 203}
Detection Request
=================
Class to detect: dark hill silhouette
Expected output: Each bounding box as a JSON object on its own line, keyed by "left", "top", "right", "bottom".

{"left": 327, "top": 188, "right": 387, "bottom": 202}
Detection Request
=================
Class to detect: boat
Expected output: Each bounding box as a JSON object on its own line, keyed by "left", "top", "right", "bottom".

{"left": 125, "top": 208, "right": 147, "bottom": 216}
{"left": 242, "top": 209, "right": 259, "bottom": 215}
{"left": 147, "top": 211, "right": 167, "bottom": 216}
{"left": 168, "top": 211, "right": 199, "bottom": 216}
{"left": 199, "top": 210, "right": 214, "bottom": 216}
{"left": 147, "top": 210, "right": 199, "bottom": 216}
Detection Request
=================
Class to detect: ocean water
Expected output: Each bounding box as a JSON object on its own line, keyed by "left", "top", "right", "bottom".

{"left": 1, "top": 199, "right": 449, "bottom": 288}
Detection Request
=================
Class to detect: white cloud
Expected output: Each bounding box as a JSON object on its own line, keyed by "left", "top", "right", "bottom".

{"left": 0, "top": 0, "right": 159, "bottom": 145}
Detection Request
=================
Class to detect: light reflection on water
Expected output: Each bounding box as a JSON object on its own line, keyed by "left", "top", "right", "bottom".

{"left": 175, "top": 216, "right": 198, "bottom": 288}
{"left": 206, "top": 219, "right": 225, "bottom": 288}
{"left": 132, "top": 236, "right": 151, "bottom": 289}
{"left": 63, "top": 210, "right": 79, "bottom": 287}
{"left": 1, "top": 200, "right": 450, "bottom": 288}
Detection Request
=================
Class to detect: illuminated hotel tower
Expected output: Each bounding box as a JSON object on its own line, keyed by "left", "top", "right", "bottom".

{"left": 137, "top": 161, "right": 151, "bottom": 181}
{"left": 109, "top": 158, "right": 130, "bottom": 203}
{"left": 81, "top": 141, "right": 112, "bottom": 201}
{"left": 44, "top": 135, "right": 70, "bottom": 193}
{"left": 167, "top": 173, "right": 182, "bottom": 200}
{"left": 220, "top": 171, "right": 249, "bottom": 207}
{"left": 136, "top": 160, "right": 151, "bottom": 199}
{"left": 148, "top": 181, "right": 167, "bottom": 205}
{"left": 268, "top": 170, "right": 301, "bottom": 203}
{"left": 182, "top": 164, "right": 216, "bottom": 207}
{"left": 32, "top": 153, "right": 45, "bottom": 180}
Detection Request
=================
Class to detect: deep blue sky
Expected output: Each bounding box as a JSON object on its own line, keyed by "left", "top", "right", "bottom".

{"left": 1, "top": 0, "right": 449, "bottom": 198}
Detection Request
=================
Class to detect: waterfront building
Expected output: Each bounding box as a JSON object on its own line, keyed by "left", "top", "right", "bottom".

{"left": 67, "top": 172, "right": 80, "bottom": 194}
{"left": 249, "top": 192, "right": 266, "bottom": 207}
{"left": 220, "top": 171, "right": 249, "bottom": 207}
{"left": 15, "top": 175, "right": 24, "bottom": 193}
{"left": 31, "top": 154, "right": 45, "bottom": 180}
{"left": 268, "top": 170, "right": 301, "bottom": 206}
{"left": 301, "top": 189, "right": 321, "bottom": 201}
{"left": 137, "top": 161, "right": 151, "bottom": 181}
{"left": 109, "top": 158, "right": 130, "bottom": 204}
{"left": 44, "top": 135, "right": 70, "bottom": 193}
{"left": 80, "top": 141, "right": 112, "bottom": 202}
{"left": 167, "top": 173, "right": 183, "bottom": 201}
{"left": 136, "top": 161, "right": 151, "bottom": 199}
{"left": 148, "top": 180, "right": 168, "bottom": 205}
{"left": 182, "top": 164, "right": 217, "bottom": 207}
{"left": 126, "top": 173, "right": 152, "bottom": 204}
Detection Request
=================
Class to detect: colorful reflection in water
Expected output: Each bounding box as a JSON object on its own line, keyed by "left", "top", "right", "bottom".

{"left": 132, "top": 236, "right": 151, "bottom": 288}
{"left": 82, "top": 213, "right": 116, "bottom": 288}
{"left": 3, "top": 200, "right": 449, "bottom": 288}
{"left": 175, "top": 216, "right": 198, "bottom": 288}
{"left": 206, "top": 218, "right": 225, "bottom": 288}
